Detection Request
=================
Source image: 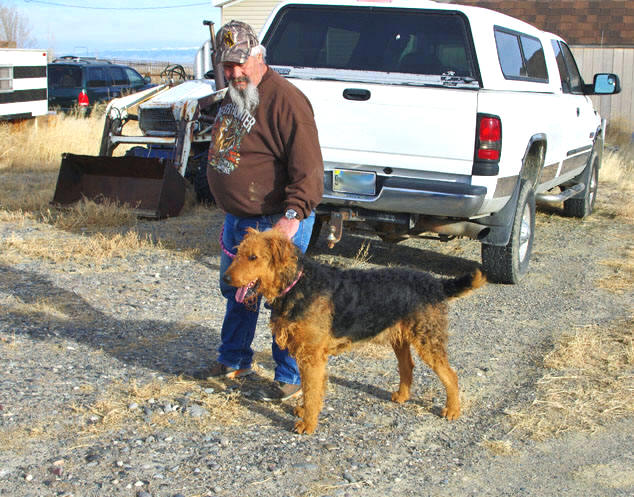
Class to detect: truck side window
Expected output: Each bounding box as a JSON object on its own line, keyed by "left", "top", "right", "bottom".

{"left": 551, "top": 40, "right": 584, "bottom": 94}
{"left": 495, "top": 27, "right": 548, "bottom": 82}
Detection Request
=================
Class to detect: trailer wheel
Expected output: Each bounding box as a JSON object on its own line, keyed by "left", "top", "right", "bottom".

{"left": 481, "top": 181, "right": 535, "bottom": 284}
{"left": 194, "top": 156, "right": 215, "bottom": 205}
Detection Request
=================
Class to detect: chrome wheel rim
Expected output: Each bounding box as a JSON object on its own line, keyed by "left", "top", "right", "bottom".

{"left": 588, "top": 163, "right": 598, "bottom": 208}
{"left": 519, "top": 202, "right": 532, "bottom": 263}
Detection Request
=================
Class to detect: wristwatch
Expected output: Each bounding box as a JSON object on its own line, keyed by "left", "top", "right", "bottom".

{"left": 285, "top": 209, "right": 299, "bottom": 220}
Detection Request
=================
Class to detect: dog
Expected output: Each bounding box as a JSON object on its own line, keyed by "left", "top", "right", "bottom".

{"left": 223, "top": 228, "right": 486, "bottom": 434}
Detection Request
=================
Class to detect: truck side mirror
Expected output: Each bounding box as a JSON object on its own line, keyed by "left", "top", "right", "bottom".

{"left": 591, "top": 73, "right": 621, "bottom": 95}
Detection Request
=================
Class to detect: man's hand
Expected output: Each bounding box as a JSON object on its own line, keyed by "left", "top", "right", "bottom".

{"left": 274, "top": 216, "right": 300, "bottom": 240}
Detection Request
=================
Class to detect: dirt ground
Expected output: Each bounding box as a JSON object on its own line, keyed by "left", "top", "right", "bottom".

{"left": 0, "top": 183, "right": 632, "bottom": 497}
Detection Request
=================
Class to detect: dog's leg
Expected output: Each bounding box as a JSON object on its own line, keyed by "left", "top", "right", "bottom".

{"left": 294, "top": 349, "right": 328, "bottom": 434}
{"left": 412, "top": 341, "right": 461, "bottom": 420}
{"left": 391, "top": 340, "right": 414, "bottom": 403}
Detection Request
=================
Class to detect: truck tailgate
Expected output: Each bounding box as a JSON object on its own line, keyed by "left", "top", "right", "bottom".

{"left": 288, "top": 78, "right": 479, "bottom": 176}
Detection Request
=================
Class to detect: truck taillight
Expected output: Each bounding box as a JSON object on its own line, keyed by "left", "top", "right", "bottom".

{"left": 78, "top": 89, "right": 89, "bottom": 107}
{"left": 477, "top": 116, "right": 501, "bottom": 161}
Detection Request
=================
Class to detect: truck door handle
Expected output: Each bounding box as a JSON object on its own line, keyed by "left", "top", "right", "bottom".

{"left": 343, "top": 88, "right": 371, "bottom": 101}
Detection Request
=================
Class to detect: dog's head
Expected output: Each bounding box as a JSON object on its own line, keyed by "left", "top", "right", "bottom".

{"left": 223, "top": 228, "right": 300, "bottom": 303}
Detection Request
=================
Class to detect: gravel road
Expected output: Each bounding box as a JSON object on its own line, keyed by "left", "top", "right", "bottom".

{"left": 0, "top": 185, "right": 632, "bottom": 497}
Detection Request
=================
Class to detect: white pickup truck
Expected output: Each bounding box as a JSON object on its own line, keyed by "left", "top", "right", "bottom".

{"left": 260, "top": 0, "right": 620, "bottom": 283}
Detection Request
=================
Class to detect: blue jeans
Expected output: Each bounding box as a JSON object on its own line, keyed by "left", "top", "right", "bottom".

{"left": 217, "top": 211, "right": 315, "bottom": 385}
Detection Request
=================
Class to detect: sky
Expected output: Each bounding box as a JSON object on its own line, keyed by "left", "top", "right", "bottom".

{"left": 10, "top": 0, "right": 221, "bottom": 57}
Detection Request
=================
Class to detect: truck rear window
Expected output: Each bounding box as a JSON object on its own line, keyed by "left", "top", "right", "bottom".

{"left": 264, "top": 6, "right": 476, "bottom": 78}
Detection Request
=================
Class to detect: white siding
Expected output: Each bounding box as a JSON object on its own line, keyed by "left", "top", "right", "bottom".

{"left": 571, "top": 46, "right": 634, "bottom": 132}
{"left": 221, "top": 0, "right": 281, "bottom": 36}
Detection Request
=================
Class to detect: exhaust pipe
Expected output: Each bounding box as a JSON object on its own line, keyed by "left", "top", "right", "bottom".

{"left": 203, "top": 20, "right": 226, "bottom": 90}
{"left": 413, "top": 217, "right": 489, "bottom": 240}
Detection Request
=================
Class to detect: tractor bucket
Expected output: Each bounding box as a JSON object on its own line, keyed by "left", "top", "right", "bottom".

{"left": 52, "top": 153, "right": 187, "bottom": 219}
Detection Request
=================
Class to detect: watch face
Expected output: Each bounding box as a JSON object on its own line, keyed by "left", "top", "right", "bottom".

{"left": 285, "top": 209, "right": 298, "bottom": 219}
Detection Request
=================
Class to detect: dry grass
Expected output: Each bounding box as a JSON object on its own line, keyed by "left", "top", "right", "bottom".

{"left": 76, "top": 377, "right": 252, "bottom": 437}
{"left": 597, "top": 245, "right": 634, "bottom": 294}
{"left": 480, "top": 438, "right": 519, "bottom": 456}
{"left": 40, "top": 197, "right": 138, "bottom": 231}
{"left": 0, "top": 111, "right": 105, "bottom": 173}
{"left": 0, "top": 229, "right": 160, "bottom": 266}
{"left": 600, "top": 150, "right": 634, "bottom": 191}
{"left": 508, "top": 319, "right": 633, "bottom": 440}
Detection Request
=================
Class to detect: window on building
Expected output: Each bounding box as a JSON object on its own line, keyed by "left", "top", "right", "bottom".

{"left": 0, "top": 66, "right": 13, "bottom": 92}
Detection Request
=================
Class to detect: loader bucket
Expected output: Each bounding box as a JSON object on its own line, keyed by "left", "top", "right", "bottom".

{"left": 52, "top": 153, "right": 186, "bottom": 219}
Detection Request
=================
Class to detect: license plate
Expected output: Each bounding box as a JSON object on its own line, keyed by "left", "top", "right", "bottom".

{"left": 332, "top": 169, "right": 376, "bottom": 195}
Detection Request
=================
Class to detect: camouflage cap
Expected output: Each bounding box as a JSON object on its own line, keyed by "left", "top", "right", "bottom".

{"left": 215, "top": 20, "right": 259, "bottom": 64}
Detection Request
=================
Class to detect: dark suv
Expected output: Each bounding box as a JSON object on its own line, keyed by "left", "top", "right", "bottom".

{"left": 48, "top": 56, "right": 155, "bottom": 112}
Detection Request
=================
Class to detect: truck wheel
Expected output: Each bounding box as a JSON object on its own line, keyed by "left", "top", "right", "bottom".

{"left": 563, "top": 153, "right": 599, "bottom": 218}
{"left": 481, "top": 181, "right": 535, "bottom": 284}
{"left": 194, "top": 156, "right": 215, "bottom": 205}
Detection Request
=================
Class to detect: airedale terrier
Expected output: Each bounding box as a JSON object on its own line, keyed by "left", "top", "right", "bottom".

{"left": 223, "top": 228, "right": 486, "bottom": 434}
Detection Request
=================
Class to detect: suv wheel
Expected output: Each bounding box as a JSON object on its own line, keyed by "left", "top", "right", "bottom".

{"left": 481, "top": 181, "right": 535, "bottom": 284}
{"left": 563, "top": 152, "right": 599, "bottom": 218}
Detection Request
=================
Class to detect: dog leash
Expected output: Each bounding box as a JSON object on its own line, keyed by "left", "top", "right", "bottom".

{"left": 219, "top": 225, "right": 236, "bottom": 259}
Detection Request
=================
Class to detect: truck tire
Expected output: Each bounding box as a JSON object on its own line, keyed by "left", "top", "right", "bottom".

{"left": 563, "top": 152, "right": 599, "bottom": 218}
{"left": 481, "top": 181, "right": 535, "bottom": 284}
{"left": 193, "top": 156, "right": 215, "bottom": 205}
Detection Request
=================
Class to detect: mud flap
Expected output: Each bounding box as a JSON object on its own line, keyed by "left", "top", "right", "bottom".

{"left": 52, "top": 153, "right": 186, "bottom": 219}
{"left": 476, "top": 178, "right": 522, "bottom": 246}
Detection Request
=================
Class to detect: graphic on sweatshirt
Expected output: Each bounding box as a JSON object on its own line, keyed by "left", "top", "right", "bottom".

{"left": 208, "top": 102, "right": 256, "bottom": 175}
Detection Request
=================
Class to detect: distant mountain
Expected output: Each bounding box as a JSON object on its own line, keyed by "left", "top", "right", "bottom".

{"left": 63, "top": 47, "right": 201, "bottom": 64}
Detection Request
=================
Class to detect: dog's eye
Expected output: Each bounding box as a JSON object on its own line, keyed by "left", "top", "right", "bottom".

{"left": 248, "top": 255, "right": 258, "bottom": 261}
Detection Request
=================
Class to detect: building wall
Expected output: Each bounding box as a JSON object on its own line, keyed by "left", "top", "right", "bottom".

{"left": 456, "top": 0, "right": 634, "bottom": 46}
{"left": 572, "top": 47, "right": 633, "bottom": 131}
{"left": 221, "top": 0, "right": 281, "bottom": 35}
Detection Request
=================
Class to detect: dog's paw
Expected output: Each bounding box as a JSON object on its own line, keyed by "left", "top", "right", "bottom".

{"left": 391, "top": 391, "right": 409, "bottom": 404}
{"left": 441, "top": 406, "right": 461, "bottom": 420}
{"left": 293, "top": 420, "right": 316, "bottom": 435}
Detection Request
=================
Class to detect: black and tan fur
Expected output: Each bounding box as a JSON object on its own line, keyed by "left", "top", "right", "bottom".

{"left": 223, "top": 228, "right": 486, "bottom": 434}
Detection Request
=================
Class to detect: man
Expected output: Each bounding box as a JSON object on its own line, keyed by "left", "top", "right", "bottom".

{"left": 195, "top": 20, "right": 324, "bottom": 401}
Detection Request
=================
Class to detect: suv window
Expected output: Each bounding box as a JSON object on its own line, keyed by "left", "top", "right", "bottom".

{"left": 494, "top": 27, "right": 548, "bottom": 82}
{"left": 264, "top": 6, "right": 476, "bottom": 77}
{"left": 551, "top": 40, "right": 584, "bottom": 93}
{"left": 86, "top": 66, "right": 110, "bottom": 87}
{"left": 108, "top": 66, "right": 128, "bottom": 85}
{"left": 48, "top": 65, "right": 82, "bottom": 88}
{"left": 125, "top": 67, "right": 145, "bottom": 86}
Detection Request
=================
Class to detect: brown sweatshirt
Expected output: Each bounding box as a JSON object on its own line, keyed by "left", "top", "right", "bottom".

{"left": 207, "top": 68, "right": 323, "bottom": 220}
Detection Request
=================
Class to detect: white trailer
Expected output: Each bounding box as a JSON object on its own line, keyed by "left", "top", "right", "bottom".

{"left": 0, "top": 48, "right": 48, "bottom": 120}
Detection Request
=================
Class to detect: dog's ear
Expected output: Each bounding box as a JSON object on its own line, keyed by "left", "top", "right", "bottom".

{"left": 267, "top": 231, "right": 297, "bottom": 267}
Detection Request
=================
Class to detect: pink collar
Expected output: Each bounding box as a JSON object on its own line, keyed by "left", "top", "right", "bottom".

{"left": 280, "top": 270, "right": 303, "bottom": 296}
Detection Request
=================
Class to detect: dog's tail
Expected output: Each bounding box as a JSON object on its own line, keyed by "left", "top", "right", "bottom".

{"left": 442, "top": 269, "right": 486, "bottom": 299}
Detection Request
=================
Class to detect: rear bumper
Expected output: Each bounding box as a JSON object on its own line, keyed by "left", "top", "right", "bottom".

{"left": 322, "top": 174, "right": 487, "bottom": 218}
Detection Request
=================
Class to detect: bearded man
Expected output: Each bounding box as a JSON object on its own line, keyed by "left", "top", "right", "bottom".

{"left": 196, "top": 20, "right": 324, "bottom": 401}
